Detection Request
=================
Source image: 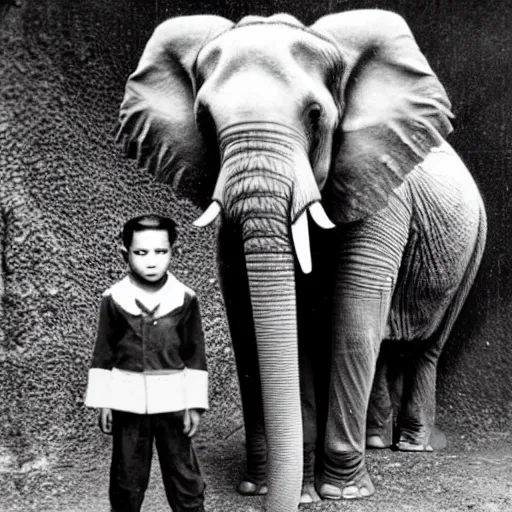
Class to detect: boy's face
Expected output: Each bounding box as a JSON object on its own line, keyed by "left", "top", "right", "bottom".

{"left": 126, "top": 229, "right": 172, "bottom": 283}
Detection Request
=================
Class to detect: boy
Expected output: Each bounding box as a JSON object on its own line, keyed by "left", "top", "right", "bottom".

{"left": 84, "top": 214, "right": 208, "bottom": 512}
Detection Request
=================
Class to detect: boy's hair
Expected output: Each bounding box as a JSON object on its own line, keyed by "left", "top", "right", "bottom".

{"left": 122, "top": 214, "right": 177, "bottom": 249}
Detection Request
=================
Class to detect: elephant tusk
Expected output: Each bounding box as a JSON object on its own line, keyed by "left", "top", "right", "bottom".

{"left": 193, "top": 202, "right": 221, "bottom": 227}
{"left": 291, "top": 210, "right": 312, "bottom": 274}
{"left": 309, "top": 202, "right": 336, "bottom": 229}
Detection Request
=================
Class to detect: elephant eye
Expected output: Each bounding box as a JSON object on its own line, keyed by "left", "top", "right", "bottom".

{"left": 306, "top": 103, "right": 323, "bottom": 132}
{"left": 196, "top": 104, "right": 214, "bottom": 135}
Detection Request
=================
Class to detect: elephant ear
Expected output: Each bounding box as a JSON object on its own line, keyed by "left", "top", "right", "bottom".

{"left": 312, "top": 10, "right": 454, "bottom": 223}
{"left": 116, "top": 15, "right": 233, "bottom": 207}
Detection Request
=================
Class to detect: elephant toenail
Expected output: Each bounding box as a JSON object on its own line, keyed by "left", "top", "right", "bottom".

{"left": 318, "top": 483, "right": 341, "bottom": 500}
{"left": 237, "top": 481, "right": 268, "bottom": 495}
{"left": 342, "top": 485, "right": 359, "bottom": 499}
{"left": 299, "top": 493, "right": 313, "bottom": 504}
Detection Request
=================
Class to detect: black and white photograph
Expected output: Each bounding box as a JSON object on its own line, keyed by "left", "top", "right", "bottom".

{"left": 0, "top": 1, "right": 510, "bottom": 511}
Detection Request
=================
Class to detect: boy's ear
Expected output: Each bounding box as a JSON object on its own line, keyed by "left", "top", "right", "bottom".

{"left": 120, "top": 246, "right": 129, "bottom": 263}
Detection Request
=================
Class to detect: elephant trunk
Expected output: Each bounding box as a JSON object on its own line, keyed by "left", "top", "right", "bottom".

{"left": 222, "top": 132, "right": 305, "bottom": 511}
{"left": 245, "top": 251, "right": 302, "bottom": 512}
{"left": 231, "top": 154, "right": 302, "bottom": 511}
{"left": 193, "top": 126, "right": 332, "bottom": 511}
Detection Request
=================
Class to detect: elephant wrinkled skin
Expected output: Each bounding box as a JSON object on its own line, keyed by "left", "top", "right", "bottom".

{"left": 115, "top": 9, "right": 486, "bottom": 512}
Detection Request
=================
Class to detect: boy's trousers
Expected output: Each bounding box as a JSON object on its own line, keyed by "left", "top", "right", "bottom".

{"left": 109, "top": 410, "right": 205, "bottom": 512}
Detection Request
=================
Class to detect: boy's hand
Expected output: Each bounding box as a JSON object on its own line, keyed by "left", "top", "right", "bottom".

{"left": 99, "top": 408, "right": 113, "bottom": 435}
{"left": 183, "top": 409, "right": 201, "bottom": 437}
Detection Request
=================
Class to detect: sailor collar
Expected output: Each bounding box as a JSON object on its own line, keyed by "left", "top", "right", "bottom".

{"left": 104, "top": 273, "right": 192, "bottom": 317}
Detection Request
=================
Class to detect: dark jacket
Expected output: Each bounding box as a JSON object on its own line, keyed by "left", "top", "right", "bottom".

{"left": 84, "top": 273, "right": 208, "bottom": 414}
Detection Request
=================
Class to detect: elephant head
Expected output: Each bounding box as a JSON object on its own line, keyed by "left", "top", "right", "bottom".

{"left": 116, "top": 9, "right": 453, "bottom": 511}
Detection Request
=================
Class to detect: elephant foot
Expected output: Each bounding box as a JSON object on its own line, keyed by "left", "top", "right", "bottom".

{"left": 318, "top": 471, "right": 375, "bottom": 500}
{"left": 396, "top": 440, "right": 433, "bottom": 452}
{"left": 396, "top": 426, "right": 446, "bottom": 452}
{"left": 237, "top": 480, "right": 268, "bottom": 496}
{"left": 299, "top": 482, "right": 321, "bottom": 504}
{"left": 366, "top": 434, "right": 391, "bottom": 449}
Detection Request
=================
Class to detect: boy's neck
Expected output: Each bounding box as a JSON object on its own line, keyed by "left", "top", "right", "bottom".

{"left": 128, "top": 271, "right": 169, "bottom": 293}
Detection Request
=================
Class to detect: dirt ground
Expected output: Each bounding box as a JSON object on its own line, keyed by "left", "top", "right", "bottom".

{"left": 1, "top": 427, "right": 510, "bottom": 512}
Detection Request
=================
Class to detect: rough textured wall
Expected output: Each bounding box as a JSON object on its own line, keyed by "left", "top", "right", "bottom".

{"left": 0, "top": 0, "right": 244, "bottom": 479}
{"left": 0, "top": 0, "right": 510, "bottom": 500}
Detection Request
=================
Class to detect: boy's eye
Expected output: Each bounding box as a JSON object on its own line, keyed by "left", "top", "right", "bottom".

{"left": 156, "top": 249, "right": 169, "bottom": 255}
{"left": 134, "top": 250, "right": 147, "bottom": 256}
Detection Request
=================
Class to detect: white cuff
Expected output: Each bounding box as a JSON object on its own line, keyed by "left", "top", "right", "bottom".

{"left": 84, "top": 368, "right": 112, "bottom": 408}
{"left": 184, "top": 369, "right": 209, "bottom": 410}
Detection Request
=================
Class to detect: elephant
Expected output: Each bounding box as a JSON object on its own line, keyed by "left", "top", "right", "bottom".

{"left": 115, "top": 9, "right": 487, "bottom": 512}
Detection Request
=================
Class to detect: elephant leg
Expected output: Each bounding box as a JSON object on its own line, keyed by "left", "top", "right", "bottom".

{"left": 297, "top": 308, "right": 330, "bottom": 504}
{"left": 366, "top": 348, "right": 394, "bottom": 449}
{"left": 319, "top": 289, "right": 387, "bottom": 499}
{"left": 296, "top": 236, "right": 332, "bottom": 504}
{"left": 396, "top": 342, "right": 441, "bottom": 451}
{"left": 367, "top": 342, "right": 405, "bottom": 448}
{"left": 319, "top": 202, "right": 410, "bottom": 500}
{"left": 216, "top": 223, "right": 267, "bottom": 494}
{"left": 298, "top": 332, "right": 321, "bottom": 504}
{"left": 296, "top": 274, "right": 317, "bottom": 482}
